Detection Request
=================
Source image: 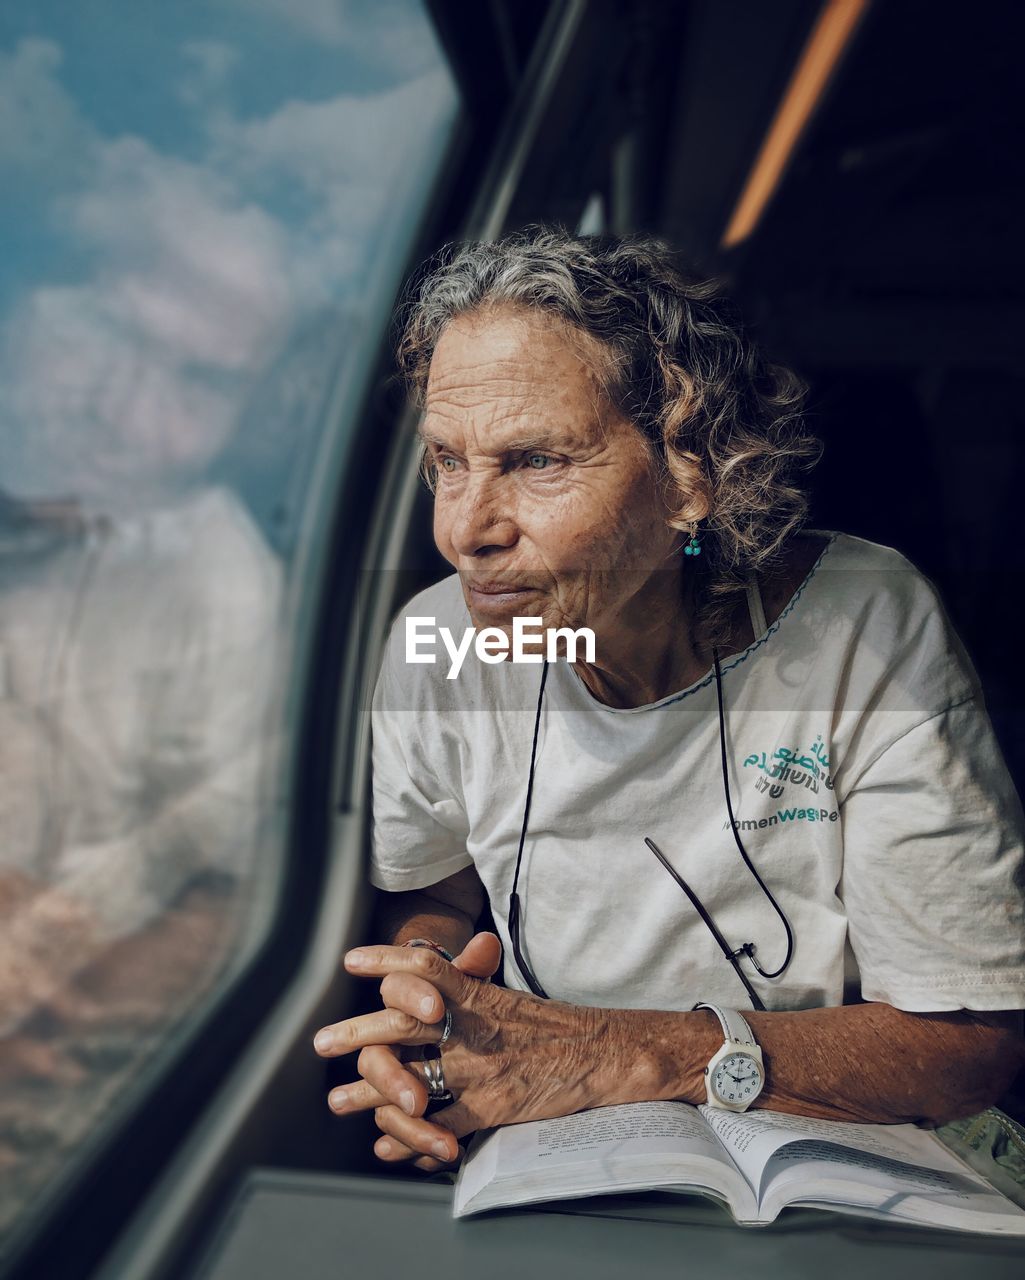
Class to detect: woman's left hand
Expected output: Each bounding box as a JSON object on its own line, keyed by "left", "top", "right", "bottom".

{"left": 313, "top": 937, "right": 615, "bottom": 1171}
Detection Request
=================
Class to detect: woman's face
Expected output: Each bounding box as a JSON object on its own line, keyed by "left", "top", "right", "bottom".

{"left": 423, "top": 305, "right": 697, "bottom": 643}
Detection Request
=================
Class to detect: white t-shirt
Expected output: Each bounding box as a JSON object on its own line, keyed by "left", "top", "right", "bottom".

{"left": 369, "top": 530, "right": 1025, "bottom": 1014}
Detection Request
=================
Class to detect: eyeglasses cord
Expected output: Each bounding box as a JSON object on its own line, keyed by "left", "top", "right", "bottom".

{"left": 507, "top": 649, "right": 795, "bottom": 1008}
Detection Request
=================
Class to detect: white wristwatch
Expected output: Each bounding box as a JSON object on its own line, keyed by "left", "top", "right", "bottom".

{"left": 693, "top": 1002, "right": 765, "bottom": 1112}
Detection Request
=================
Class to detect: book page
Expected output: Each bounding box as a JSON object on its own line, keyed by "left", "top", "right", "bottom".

{"left": 453, "top": 1101, "right": 752, "bottom": 1218}
{"left": 506, "top": 1101, "right": 733, "bottom": 1168}
{"left": 700, "top": 1106, "right": 978, "bottom": 1198}
{"left": 759, "top": 1141, "right": 1025, "bottom": 1234}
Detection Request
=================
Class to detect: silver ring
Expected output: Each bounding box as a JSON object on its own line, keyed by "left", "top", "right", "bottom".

{"left": 421, "top": 1044, "right": 453, "bottom": 1100}
{"left": 437, "top": 1008, "right": 452, "bottom": 1047}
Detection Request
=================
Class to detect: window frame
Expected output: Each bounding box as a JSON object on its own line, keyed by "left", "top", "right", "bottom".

{"left": 3, "top": 2, "right": 630, "bottom": 1274}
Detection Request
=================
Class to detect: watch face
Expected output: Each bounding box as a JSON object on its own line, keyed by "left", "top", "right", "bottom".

{"left": 710, "top": 1052, "right": 764, "bottom": 1106}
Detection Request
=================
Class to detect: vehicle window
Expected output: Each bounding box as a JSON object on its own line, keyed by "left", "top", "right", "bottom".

{"left": 0, "top": 0, "right": 458, "bottom": 1244}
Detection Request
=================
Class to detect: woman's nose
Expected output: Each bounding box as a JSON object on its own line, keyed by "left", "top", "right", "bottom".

{"left": 445, "top": 474, "right": 518, "bottom": 557}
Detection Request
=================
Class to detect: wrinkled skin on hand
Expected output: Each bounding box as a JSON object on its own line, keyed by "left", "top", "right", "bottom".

{"left": 313, "top": 932, "right": 608, "bottom": 1173}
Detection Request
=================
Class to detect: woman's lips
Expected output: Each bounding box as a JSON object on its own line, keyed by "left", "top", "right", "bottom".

{"left": 467, "top": 584, "right": 539, "bottom": 612}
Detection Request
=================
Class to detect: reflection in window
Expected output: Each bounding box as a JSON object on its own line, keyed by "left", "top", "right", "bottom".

{"left": 0, "top": 0, "right": 458, "bottom": 1244}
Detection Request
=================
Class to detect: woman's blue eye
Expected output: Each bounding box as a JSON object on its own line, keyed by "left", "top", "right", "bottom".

{"left": 527, "top": 453, "right": 552, "bottom": 470}
{"left": 440, "top": 456, "right": 459, "bottom": 472}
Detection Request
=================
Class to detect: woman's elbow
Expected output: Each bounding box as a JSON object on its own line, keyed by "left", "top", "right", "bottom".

{"left": 925, "top": 1012, "right": 1025, "bottom": 1125}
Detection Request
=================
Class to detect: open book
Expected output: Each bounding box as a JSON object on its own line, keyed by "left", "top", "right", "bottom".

{"left": 453, "top": 1100, "right": 1025, "bottom": 1234}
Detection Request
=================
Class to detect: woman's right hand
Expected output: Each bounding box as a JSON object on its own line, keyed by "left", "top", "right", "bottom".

{"left": 318, "top": 932, "right": 501, "bottom": 1167}
{"left": 323, "top": 937, "right": 606, "bottom": 1173}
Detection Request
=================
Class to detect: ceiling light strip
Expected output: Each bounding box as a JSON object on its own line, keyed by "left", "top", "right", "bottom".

{"left": 721, "top": 0, "right": 871, "bottom": 248}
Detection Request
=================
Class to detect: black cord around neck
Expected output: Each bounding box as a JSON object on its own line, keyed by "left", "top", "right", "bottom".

{"left": 507, "top": 658, "right": 550, "bottom": 998}
{"left": 711, "top": 646, "right": 794, "bottom": 980}
{"left": 507, "top": 646, "right": 795, "bottom": 1006}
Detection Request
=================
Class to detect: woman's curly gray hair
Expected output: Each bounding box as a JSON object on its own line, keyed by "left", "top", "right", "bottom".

{"left": 394, "top": 223, "right": 823, "bottom": 648}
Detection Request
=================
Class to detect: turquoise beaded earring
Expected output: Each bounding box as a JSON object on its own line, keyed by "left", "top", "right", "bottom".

{"left": 683, "top": 522, "right": 702, "bottom": 557}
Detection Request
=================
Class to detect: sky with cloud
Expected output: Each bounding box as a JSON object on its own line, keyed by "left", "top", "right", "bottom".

{"left": 0, "top": 0, "right": 458, "bottom": 532}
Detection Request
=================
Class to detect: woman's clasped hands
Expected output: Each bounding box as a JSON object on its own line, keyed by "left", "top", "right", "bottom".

{"left": 312, "top": 931, "right": 612, "bottom": 1172}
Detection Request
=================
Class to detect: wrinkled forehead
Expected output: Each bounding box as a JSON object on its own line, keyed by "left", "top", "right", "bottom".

{"left": 424, "top": 305, "right": 619, "bottom": 421}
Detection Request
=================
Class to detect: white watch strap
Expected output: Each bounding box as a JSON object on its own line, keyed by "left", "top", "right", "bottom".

{"left": 693, "top": 1002, "right": 757, "bottom": 1048}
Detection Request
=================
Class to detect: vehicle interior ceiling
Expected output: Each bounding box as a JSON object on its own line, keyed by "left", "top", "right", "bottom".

{"left": 305, "top": 0, "right": 1025, "bottom": 1188}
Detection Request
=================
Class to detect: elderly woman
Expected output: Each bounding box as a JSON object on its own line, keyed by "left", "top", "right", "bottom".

{"left": 313, "top": 227, "right": 1025, "bottom": 1174}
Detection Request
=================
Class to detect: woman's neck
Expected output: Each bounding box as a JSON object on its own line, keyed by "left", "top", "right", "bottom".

{"left": 573, "top": 567, "right": 739, "bottom": 709}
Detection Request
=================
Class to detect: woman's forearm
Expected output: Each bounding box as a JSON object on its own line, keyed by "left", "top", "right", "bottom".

{"left": 592, "top": 1002, "right": 1025, "bottom": 1126}
{"left": 322, "top": 943, "right": 1023, "bottom": 1166}
{"left": 375, "top": 889, "right": 476, "bottom": 956}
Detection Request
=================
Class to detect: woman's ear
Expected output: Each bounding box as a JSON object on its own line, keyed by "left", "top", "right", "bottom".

{"left": 661, "top": 448, "right": 711, "bottom": 527}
